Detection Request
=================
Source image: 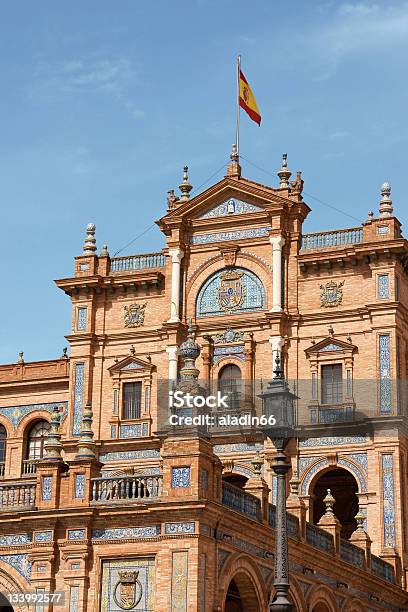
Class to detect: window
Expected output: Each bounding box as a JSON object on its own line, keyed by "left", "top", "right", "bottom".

{"left": 219, "top": 364, "right": 242, "bottom": 410}
{"left": 321, "top": 364, "right": 343, "bottom": 404}
{"left": 0, "top": 426, "right": 6, "bottom": 463}
{"left": 27, "top": 421, "right": 50, "bottom": 460}
{"left": 122, "top": 382, "right": 142, "bottom": 420}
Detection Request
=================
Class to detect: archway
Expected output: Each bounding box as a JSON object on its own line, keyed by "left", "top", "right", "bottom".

{"left": 312, "top": 468, "right": 358, "bottom": 539}
{"left": 222, "top": 473, "right": 248, "bottom": 489}
{"left": 0, "top": 591, "right": 14, "bottom": 611}
{"left": 224, "top": 572, "right": 261, "bottom": 612}
{"left": 313, "top": 604, "right": 331, "bottom": 612}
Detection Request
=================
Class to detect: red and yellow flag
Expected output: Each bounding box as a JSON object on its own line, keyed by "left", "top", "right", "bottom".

{"left": 239, "top": 70, "right": 261, "bottom": 126}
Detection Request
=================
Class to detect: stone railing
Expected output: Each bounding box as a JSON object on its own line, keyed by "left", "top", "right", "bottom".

{"left": 268, "top": 504, "right": 300, "bottom": 539}
{"left": 301, "top": 227, "right": 363, "bottom": 251}
{"left": 310, "top": 403, "right": 354, "bottom": 425}
{"left": 306, "top": 522, "right": 335, "bottom": 554}
{"left": 340, "top": 538, "right": 365, "bottom": 569}
{"left": 110, "top": 252, "right": 166, "bottom": 273}
{"left": 371, "top": 554, "right": 395, "bottom": 583}
{"left": 0, "top": 482, "right": 36, "bottom": 511}
{"left": 22, "top": 460, "right": 38, "bottom": 476}
{"left": 222, "top": 481, "right": 261, "bottom": 521}
{"left": 90, "top": 475, "right": 163, "bottom": 503}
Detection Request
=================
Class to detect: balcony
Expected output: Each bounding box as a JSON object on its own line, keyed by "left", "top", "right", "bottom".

{"left": 0, "top": 482, "right": 36, "bottom": 511}
{"left": 90, "top": 474, "right": 163, "bottom": 504}
{"left": 110, "top": 252, "right": 166, "bottom": 273}
{"left": 301, "top": 227, "right": 363, "bottom": 251}
{"left": 22, "top": 459, "right": 38, "bottom": 476}
{"left": 222, "top": 481, "right": 261, "bottom": 521}
{"left": 309, "top": 402, "right": 355, "bottom": 425}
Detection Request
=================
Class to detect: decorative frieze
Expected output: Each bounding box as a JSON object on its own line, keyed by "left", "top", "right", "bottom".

{"left": 99, "top": 449, "right": 160, "bottom": 462}
{"left": 165, "top": 522, "right": 195, "bottom": 535}
{"left": 67, "top": 529, "right": 86, "bottom": 541}
{"left": 213, "top": 345, "right": 245, "bottom": 364}
{"left": 214, "top": 442, "right": 264, "bottom": 454}
{"left": 191, "top": 226, "right": 270, "bottom": 245}
{"left": 299, "top": 436, "right": 367, "bottom": 448}
{"left": 119, "top": 423, "right": 149, "bottom": 438}
{"left": 33, "top": 531, "right": 52, "bottom": 544}
{"left": 92, "top": 526, "right": 160, "bottom": 541}
{"left": 0, "top": 534, "right": 31, "bottom": 546}
{"left": 215, "top": 328, "right": 244, "bottom": 344}
{"left": 0, "top": 402, "right": 68, "bottom": 430}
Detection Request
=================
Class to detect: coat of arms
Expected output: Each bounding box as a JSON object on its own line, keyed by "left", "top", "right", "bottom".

{"left": 320, "top": 281, "right": 344, "bottom": 307}
{"left": 217, "top": 270, "right": 245, "bottom": 312}
{"left": 113, "top": 570, "right": 142, "bottom": 610}
{"left": 124, "top": 303, "right": 146, "bottom": 328}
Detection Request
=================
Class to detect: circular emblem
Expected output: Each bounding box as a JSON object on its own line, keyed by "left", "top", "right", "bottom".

{"left": 243, "top": 86, "right": 249, "bottom": 103}
{"left": 113, "top": 571, "right": 143, "bottom": 610}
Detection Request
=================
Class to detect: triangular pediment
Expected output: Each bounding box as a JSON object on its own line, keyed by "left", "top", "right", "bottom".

{"left": 196, "top": 197, "right": 264, "bottom": 219}
{"left": 108, "top": 356, "right": 153, "bottom": 374}
{"left": 305, "top": 337, "right": 357, "bottom": 355}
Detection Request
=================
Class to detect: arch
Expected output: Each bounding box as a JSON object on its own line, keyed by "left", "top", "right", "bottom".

{"left": 15, "top": 411, "right": 52, "bottom": 439}
{"left": 0, "top": 424, "right": 7, "bottom": 465}
{"left": 0, "top": 564, "right": 31, "bottom": 611}
{"left": 217, "top": 553, "right": 268, "bottom": 612}
{"left": 196, "top": 267, "right": 266, "bottom": 318}
{"left": 343, "top": 599, "right": 367, "bottom": 612}
{"left": 212, "top": 357, "right": 245, "bottom": 377}
{"left": 186, "top": 251, "right": 271, "bottom": 289}
{"left": 25, "top": 420, "right": 50, "bottom": 461}
{"left": 307, "top": 585, "right": 339, "bottom": 612}
{"left": 301, "top": 457, "right": 366, "bottom": 497}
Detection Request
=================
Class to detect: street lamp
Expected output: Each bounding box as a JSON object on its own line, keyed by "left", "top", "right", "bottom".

{"left": 258, "top": 356, "right": 297, "bottom": 612}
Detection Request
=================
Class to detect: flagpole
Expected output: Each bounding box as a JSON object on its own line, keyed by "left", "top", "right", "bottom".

{"left": 236, "top": 54, "right": 241, "bottom": 156}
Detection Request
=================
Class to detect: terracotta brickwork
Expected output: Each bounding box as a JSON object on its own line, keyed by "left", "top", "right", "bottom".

{"left": 0, "top": 158, "right": 407, "bottom": 610}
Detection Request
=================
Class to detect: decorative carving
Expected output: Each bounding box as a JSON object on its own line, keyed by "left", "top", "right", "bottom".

{"left": 114, "top": 570, "right": 142, "bottom": 610}
{"left": 191, "top": 226, "right": 270, "bottom": 245}
{"left": 218, "top": 270, "right": 245, "bottom": 311}
{"left": 221, "top": 245, "right": 239, "bottom": 267}
{"left": 320, "top": 281, "right": 344, "bottom": 307}
{"left": 124, "top": 303, "right": 146, "bottom": 328}
{"left": 199, "top": 198, "right": 263, "bottom": 219}
{"left": 215, "top": 328, "right": 244, "bottom": 344}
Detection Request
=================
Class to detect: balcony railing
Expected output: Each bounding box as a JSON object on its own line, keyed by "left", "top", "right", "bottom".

{"left": 110, "top": 252, "right": 166, "bottom": 273}
{"left": 306, "top": 522, "right": 335, "bottom": 554}
{"left": 268, "top": 504, "right": 300, "bottom": 539}
{"left": 0, "top": 482, "right": 36, "bottom": 511}
{"left": 22, "top": 460, "right": 38, "bottom": 476}
{"left": 222, "top": 481, "right": 261, "bottom": 521}
{"left": 340, "top": 539, "right": 365, "bottom": 568}
{"left": 310, "top": 403, "right": 354, "bottom": 425}
{"left": 371, "top": 554, "right": 395, "bottom": 583}
{"left": 90, "top": 475, "right": 163, "bottom": 503}
{"left": 301, "top": 227, "right": 363, "bottom": 251}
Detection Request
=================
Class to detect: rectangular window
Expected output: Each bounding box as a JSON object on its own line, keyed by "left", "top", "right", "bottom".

{"left": 321, "top": 364, "right": 343, "bottom": 404}
{"left": 122, "top": 382, "right": 142, "bottom": 420}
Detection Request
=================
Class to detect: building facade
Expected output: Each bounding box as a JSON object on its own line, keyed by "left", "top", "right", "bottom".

{"left": 0, "top": 150, "right": 407, "bottom": 611}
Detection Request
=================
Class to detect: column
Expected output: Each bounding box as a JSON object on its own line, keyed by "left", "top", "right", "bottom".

{"left": 168, "top": 247, "right": 184, "bottom": 323}
{"left": 270, "top": 235, "right": 285, "bottom": 312}
{"left": 166, "top": 346, "right": 178, "bottom": 384}
{"left": 269, "top": 336, "right": 284, "bottom": 377}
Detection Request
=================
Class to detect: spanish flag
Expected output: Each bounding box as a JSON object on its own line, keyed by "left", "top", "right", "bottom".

{"left": 239, "top": 69, "right": 261, "bottom": 126}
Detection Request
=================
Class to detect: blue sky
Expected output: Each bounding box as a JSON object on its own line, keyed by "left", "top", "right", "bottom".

{"left": 0, "top": 1, "right": 407, "bottom": 363}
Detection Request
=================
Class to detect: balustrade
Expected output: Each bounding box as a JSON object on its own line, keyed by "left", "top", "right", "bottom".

{"left": 371, "top": 554, "right": 395, "bottom": 583}
{"left": 301, "top": 227, "right": 363, "bottom": 251}
{"left": 340, "top": 539, "right": 365, "bottom": 568}
{"left": 110, "top": 252, "right": 165, "bottom": 273}
{"left": 91, "top": 474, "right": 163, "bottom": 503}
{"left": 222, "top": 481, "right": 261, "bottom": 521}
{"left": 22, "top": 460, "right": 38, "bottom": 476}
{"left": 0, "top": 482, "right": 36, "bottom": 510}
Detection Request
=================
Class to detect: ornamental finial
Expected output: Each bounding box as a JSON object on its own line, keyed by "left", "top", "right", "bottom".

{"left": 226, "top": 143, "right": 241, "bottom": 178}
{"left": 99, "top": 244, "right": 109, "bottom": 257}
{"left": 17, "top": 351, "right": 24, "bottom": 364}
{"left": 43, "top": 406, "right": 63, "bottom": 461}
{"left": 179, "top": 166, "right": 193, "bottom": 202}
{"left": 277, "top": 153, "right": 291, "bottom": 189}
{"left": 75, "top": 400, "right": 96, "bottom": 459}
{"left": 83, "top": 223, "right": 97, "bottom": 255}
{"left": 379, "top": 182, "right": 393, "bottom": 218}
{"left": 167, "top": 189, "right": 179, "bottom": 211}
{"left": 273, "top": 354, "right": 284, "bottom": 380}
{"left": 323, "top": 488, "right": 336, "bottom": 516}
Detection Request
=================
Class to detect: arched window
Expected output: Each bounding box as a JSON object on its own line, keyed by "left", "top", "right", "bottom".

{"left": 0, "top": 425, "right": 6, "bottom": 464}
{"left": 27, "top": 420, "right": 50, "bottom": 460}
{"left": 219, "top": 364, "right": 242, "bottom": 410}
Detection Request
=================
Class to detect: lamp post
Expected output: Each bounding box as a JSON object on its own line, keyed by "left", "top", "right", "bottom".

{"left": 259, "top": 356, "right": 297, "bottom": 612}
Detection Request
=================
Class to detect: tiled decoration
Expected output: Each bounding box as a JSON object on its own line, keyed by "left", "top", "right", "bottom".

{"left": 379, "top": 334, "right": 392, "bottom": 413}
{"left": 337, "top": 458, "right": 366, "bottom": 492}
{"left": 319, "top": 343, "right": 343, "bottom": 352}
{"left": 347, "top": 452, "right": 368, "bottom": 474}
{"left": 0, "top": 533, "right": 31, "bottom": 546}
{"left": 191, "top": 226, "right": 270, "bottom": 245}
{"left": 76, "top": 306, "right": 88, "bottom": 331}
{"left": 67, "top": 529, "right": 86, "bottom": 541}
{"left": 378, "top": 274, "right": 390, "bottom": 299}
{"left": 171, "top": 551, "right": 188, "bottom": 612}
{"left": 69, "top": 586, "right": 79, "bottom": 612}
{"left": 299, "top": 436, "right": 367, "bottom": 448}
{"left": 213, "top": 442, "right": 264, "bottom": 454}
{"left": 41, "top": 476, "right": 52, "bottom": 501}
{"left": 197, "top": 267, "right": 265, "bottom": 318}
{"left": 198, "top": 198, "right": 263, "bottom": 219}
{"left": 72, "top": 362, "right": 85, "bottom": 435}
{"left": 100, "top": 557, "right": 155, "bottom": 612}
{"left": 171, "top": 467, "right": 190, "bottom": 488}
{"left": 74, "top": 474, "right": 85, "bottom": 499}
{"left": 92, "top": 526, "right": 160, "bottom": 541}
{"left": 110, "top": 425, "right": 117, "bottom": 439}
{"left": 382, "top": 454, "right": 396, "bottom": 547}
{"left": 33, "top": 531, "right": 52, "bottom": 543}
{"left": 0, "top": 401, "right": 68, "bottom": 430}
{"left": 71, "top": 563, "right": 81, "bottom": 570}
{"left": 0, "top": 554, "right": 32, "bottom": 580}
{"left": 119, "top": 423, "right": 149, "bottom": 439}
{"left": 165, "top": 522, "right": 195, "bottom": 535}
{"left": 298, "top": 456, "right": 319, "bottom": 476}
{"left": 377, "top": 225, "right": 390, "bottom": 235}
{"left": 99, "top": 449, "right": 160, "bottom": 462}
{"left": 122, "top": 361, "right": 143, "bottom": 370}
{"left": 301, "top": 459, "right": 330, "bottom": 495}
{"left": 271, "top": 476, "right": 278, "bottom": 505}
{"left": 213, "top": 344, "right": 245, "bottom": 364}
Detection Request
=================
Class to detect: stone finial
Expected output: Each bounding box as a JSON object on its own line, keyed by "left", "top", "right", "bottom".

{"left": 226, "top": 143, "right": 242, "bottom": 178}
{"left": 75, "top": 401, "right": 96, "bottom": 459}
{"left": 43, "top": 407, "right": 63, "bottom": 461}
{"left": 251, "top": 451, "right": 263, "bottom": 478}
{"left": 130, "top": 345, "right": 136, "bottom": 356}
{"left": 99, "top": 244, "right": 109, "bottom": 257}
{"left": 83, "top": 223, "right": 97, "bottom": 255}
{"left": 379, "top": 182, "right": 393, "bottom": 218}
{"left": 277, "top": 153, "right": 292, "bottom": 189}
{"left": 62, "top": 347, "right": 68, "bottom": 359}
{"left": 289, "top": 471, "right": 300, "bottom": 498}
{"left": 17, "top": 351, "right": 24, "bottom": 364}
{"left": 177, "top": 319, "right": 201, "bottom": 392}
{"left": 167, "top": 189, "right": 179, "bottom": 211}
{"left": 365, "top": 210, "right": 374, "bottom": 224}
{"left": 291, "top": 171, "right": 304, "bottom": 196}
{"left": 323, "top": 488, "right": 335, "bottom": 516}
{"left": 179, "top": 166, "right": 193, "bottom": 202}
{"left": 355, "top": 509, "right": 366, "bottom": 532}
{"left": 328, "top": 324, "right": 334, "bottom": 337}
